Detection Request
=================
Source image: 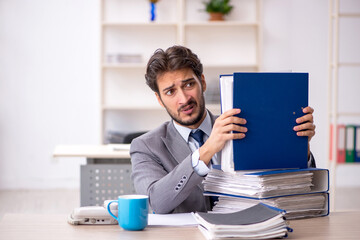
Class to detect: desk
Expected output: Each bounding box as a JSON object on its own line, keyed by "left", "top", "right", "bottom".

{"left": 53, "top": 144, "right": 130, "bottom": 159}
{"left": 53, "top": 145, "right": 133, "bottom": 206}
{"left": 1, "top": 212, "right": 360, "bottom": 240}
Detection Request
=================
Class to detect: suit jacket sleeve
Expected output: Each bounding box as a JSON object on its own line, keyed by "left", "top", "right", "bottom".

{"left": 130, "top": 129, "right": 209, "bottom": 214}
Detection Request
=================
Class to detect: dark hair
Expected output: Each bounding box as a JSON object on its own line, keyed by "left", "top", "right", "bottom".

{"left": 145, "top": 45, "right": 203, "bottom": 93}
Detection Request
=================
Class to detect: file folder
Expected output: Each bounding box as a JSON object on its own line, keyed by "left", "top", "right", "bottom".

{"left": 220, "top": 72, "right": 309, "bottom": 171}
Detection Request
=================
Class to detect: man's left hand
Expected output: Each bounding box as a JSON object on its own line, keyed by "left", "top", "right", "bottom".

{"left": 293, "top": 106, "right": 316, "bottom": 157}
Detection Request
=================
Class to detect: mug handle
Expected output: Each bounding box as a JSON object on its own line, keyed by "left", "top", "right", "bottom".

{"left": 106, "top": 200, "right": 118, "bottom": 220}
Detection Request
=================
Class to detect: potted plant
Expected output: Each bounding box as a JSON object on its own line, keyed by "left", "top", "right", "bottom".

{"left": 203, "top": 0, "right": 233, "bottom": 21}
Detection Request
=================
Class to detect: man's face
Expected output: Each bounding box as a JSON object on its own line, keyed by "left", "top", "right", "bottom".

{"left": 155, "top": 68, "right": 207, "bottom": 129}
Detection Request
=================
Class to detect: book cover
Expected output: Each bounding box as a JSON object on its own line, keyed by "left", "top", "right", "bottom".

{"left": 221, "top": 72, "right": 309, "bottom": 171}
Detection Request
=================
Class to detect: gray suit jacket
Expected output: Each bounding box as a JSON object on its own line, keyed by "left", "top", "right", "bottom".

{"left": 130, "top": 113, "right": 217, "bottom": 214}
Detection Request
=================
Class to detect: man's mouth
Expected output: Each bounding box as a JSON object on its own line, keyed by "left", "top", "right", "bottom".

{"left": 179, "top": 101, "right": 196, "bottom": 115}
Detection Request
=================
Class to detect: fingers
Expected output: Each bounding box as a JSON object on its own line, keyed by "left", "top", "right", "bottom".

{"left": 216, "top": 109, "right": 247, "bottom": 131}
{"left": 212, "top": 108, "right": 247, "bottom": 141}
{"left": 219, "top": 108, "right": 241, "bottom": 120}
{"left": 222, "top": 116, "right": 247, "bottom": 126}
{"left": 296, "top": 106, "right": 314, "bottom": 124}
{"left": 303, "top": 106, "right": 314, "bottom": 114}
{"left": 296, "top": 113, "right": 313, "bottom": 124}
{"left": 223, "top": 124, "right": 248, "bottom": 135}
{"left": 296, "top": 128, "right": 316, "bottom": 138}
{"left": 294, "top": 122, "right": 316, "bottom": 141}
{"left": 293, "top": 122, "right": 315, "bottom": 132}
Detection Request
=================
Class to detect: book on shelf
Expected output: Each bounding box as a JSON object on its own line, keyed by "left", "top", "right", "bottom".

{"left": 220, "top": 72, "right": 309, "bottom": 172}
{"left": 346, "top": 125, "right": 356, "bottom": 163}
{"left": 193, "top": 203, "right": 291, "bottom": 240}
{"left": 330, "top": 124, "right": 360, "bottom": 163}
{"left": 356, "top": 126, "right": 360, "bottom": 162}
{"left": 203, "top": 166, "right": 329, "bottom": 219}
{"left": 329, "top": 124, "right": 346, "bottom": 163}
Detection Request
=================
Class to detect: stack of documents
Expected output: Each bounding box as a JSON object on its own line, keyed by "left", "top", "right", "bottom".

{"left": 203, "top": 167, "right": 329, "bottom": 219}
{"left": 204, "top": 168, "right": 313, "bottom": 198}
{"left": 211, "top": 193, "right": 328, "bottom": 220}
{"left": 193, "top": 203, "right": 291, "bottom": 240}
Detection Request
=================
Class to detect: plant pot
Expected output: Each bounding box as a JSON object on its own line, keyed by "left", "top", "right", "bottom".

{"left": 209, "top": 12, "right": 224, "bottom": 21}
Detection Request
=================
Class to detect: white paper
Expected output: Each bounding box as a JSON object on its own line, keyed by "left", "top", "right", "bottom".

{"left": 148, "top": 213, "right": 198, "bottom": 227}
{"left": 219, "top": 75, "right": 235, "bottom": 173}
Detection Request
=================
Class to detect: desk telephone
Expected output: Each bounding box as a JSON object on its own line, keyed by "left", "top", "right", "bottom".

{"left": 67, "top": 200, "right": 118, "bottom": 225}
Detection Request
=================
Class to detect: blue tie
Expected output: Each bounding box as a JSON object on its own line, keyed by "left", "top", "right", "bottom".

{"left": 191, "top": 129, "right": 218, "bottom": 208}
{"left": 190, "top": 129, "right": 204, "bottom": 147}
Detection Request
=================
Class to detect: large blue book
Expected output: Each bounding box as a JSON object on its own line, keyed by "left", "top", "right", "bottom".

{"left": 220, "top": 72, "right": 309, "bottom": 171}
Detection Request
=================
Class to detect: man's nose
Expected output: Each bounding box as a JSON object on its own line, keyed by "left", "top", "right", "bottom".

{"left": 178, "top": 89, "right": 190, "bottom": 105}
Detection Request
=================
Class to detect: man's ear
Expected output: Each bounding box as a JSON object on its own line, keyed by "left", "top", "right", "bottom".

{"left": 155, "top": 92, "right": 164, "bottom": 108}
{"left": 201, "top": 74, "right": 207, "bottom": 92}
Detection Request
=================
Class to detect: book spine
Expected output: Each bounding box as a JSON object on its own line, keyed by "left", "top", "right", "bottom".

{"left": 355, "top": 126, "right": 360, "bottom": 162}
{"left": 345, "top": 125, "right": 356, "bottom": 163}
{"left": 337, "top": 125, "right": 346, "bottom": 163}
{"left": 329, "top": 124, "right": 345, "bottom": 163}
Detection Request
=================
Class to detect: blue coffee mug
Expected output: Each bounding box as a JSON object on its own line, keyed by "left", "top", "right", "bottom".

{"left": 107, "top": 195, "right": 148, "bottom": 231}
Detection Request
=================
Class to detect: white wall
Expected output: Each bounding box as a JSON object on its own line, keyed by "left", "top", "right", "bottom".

{"left": 0, "top": 0, "right": 99, "bottom": 188}
{"left": 262, "top": 0, "right": 360, "bottom": 187}
{"left": 0, "top": 0, "right": 359, "bottom": 189}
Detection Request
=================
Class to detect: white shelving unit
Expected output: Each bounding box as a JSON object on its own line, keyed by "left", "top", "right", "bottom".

{"left": 99, "top": 0, "right": 262, "bottom": 143}
{"left": 328, "top": 0, "right": 360, "bottom": 211}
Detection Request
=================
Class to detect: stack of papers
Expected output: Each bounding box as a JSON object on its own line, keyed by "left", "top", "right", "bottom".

{"left": 203, "top": 168, "right": 313, "bottom": 198}
{"left": 193, "top": 203, "right": 291, "bottom": 240}
{"left": 203, "top": 167, "right": 329, "bottom": 219}
{"left": 210, "top": 192, "right": 328, "bottom": 220}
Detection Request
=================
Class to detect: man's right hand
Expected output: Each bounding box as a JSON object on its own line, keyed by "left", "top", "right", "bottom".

{"left": 199, "top": 108, "right": 247, "bottom": 165}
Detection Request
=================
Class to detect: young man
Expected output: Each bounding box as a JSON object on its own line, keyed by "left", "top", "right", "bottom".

{"left": 130, "top": 45, "right": 316, "bottom": 214}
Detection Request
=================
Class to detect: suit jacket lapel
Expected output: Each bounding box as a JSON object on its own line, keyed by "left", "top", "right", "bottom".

{"left": 208, "top": 111, "right": 217, "bottom": 126}
{"left": 161, "top": 121, "right": 192, "bottom": 164}
{"left": 161, "top": 111, "right": 218, "bottom": 165}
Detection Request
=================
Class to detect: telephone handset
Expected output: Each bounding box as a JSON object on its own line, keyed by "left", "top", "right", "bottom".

{"left": 67, "top": 204, "right": 118, "bottom": 225}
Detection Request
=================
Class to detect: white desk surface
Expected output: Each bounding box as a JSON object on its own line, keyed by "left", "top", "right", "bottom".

{"left": 53, "top": 144, "right": 130, "bottom": 159}
{"left": 1, "top": 212, "right": 360, "bottom": 240}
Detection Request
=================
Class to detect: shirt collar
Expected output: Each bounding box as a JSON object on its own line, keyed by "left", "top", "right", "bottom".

{"left": 173, "top": 110, "right": 212, "bottom": 143}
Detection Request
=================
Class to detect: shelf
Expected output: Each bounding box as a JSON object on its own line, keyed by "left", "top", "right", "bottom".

{"left": 331, "top": 13, "right": 360, "bottom": 18}
{"left": 331, "top": 63, "right": 360, "bottom": 67}
{"left": 330, "top": 162, "right": 360, "bottom": 166}
{"left": 329, "top": 112, "right": 360, "bottom": 117}
{"left": 100, "top": 0, "right": 262, "bottom": 142}
{"left": 102, "top": 21, "right": 259, "bottom": 28}
{"left": 102, "top": 22, "right": 178, "bottom": 27}
{"left": 328, "top": 0, "right": 360, "bottom": 212}
{"left": 184, "top": 21, "right": 259, "bottom": 27}
{"left": 339, "top": 13, "right": 360, "bottom": 18}
{"left": 102, "top": 104, "right": 221, "bottom": 111}
{"left": 102, "top": 63, "right": 146, "bottom": 69}
{"left": 203, "top": 63, "right": 258, "bottom": 69}
{"left": 103, "top": 105, "right": 163, "bottom": 111}
{"left": 102, "top": 63, "right": 258, "bottom": 70}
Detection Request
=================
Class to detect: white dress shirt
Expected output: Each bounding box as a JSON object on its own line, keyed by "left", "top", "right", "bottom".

{"left": 173, "top": 110, "right": 219, "bottom": 176}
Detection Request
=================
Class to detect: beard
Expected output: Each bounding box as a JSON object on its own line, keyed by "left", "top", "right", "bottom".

{"left": 162, "top": 94, "right": 206, "bottom": 127}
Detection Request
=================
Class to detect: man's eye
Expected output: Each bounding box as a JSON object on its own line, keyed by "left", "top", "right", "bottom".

{"left": 165, "top": 89, "right": 174, "bottom": 96}
{"left": 185, "top": 82, "right": 194, "bottom": 88}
